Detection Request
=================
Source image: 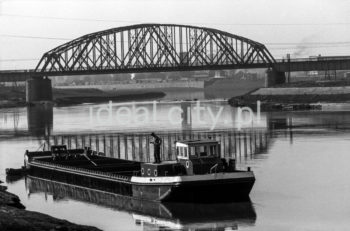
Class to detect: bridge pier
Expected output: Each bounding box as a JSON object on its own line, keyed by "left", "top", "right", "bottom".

{"left": 27, "top": 104, "right": 53, "bottom": 137}
{"left": 26, "top": 77, "right": 53, "bottom": 103}
{"left": 265, "top": 69, "right": 286, "bottom": 87}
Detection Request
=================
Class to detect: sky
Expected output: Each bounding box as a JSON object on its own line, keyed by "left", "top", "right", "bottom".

{"left": 0, "top": 0, "right": 349, "bottom": 69}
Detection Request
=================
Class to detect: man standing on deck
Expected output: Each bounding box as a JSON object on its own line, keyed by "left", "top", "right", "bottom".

{"left": 151, "top": 132, "right": 162, "bottom": 163}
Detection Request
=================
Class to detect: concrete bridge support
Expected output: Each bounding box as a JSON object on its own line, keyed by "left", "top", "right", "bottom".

{"left": 265, "top": 69, "right": 286, "bottom": 87}
{"left": 26, "top": 77, "right": 53, "bottom": 103}
{"left": 27, "top": 104, "right": 53, "bottom": 136}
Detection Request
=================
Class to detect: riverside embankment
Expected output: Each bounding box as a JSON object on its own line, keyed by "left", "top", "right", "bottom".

{"left": 0, "top": 180, "right": 101, "bottom": 231}
{"left": 0, "top": 86, "right": 165, "bottom": 108}
{"left": 229, "top": 83, "right": 350, "bottom": 111}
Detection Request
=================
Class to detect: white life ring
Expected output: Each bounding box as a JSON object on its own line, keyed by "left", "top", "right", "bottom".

{"left": 186, "top": 161, "right": 190, "bottom": 168}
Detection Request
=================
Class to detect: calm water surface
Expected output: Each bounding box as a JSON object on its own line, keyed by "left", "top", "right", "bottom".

{"left": 1, "top": 99, "right": 350, "bottom": 231}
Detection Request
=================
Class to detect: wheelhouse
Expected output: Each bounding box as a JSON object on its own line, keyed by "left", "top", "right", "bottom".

{"left": 174, "top": 140, "right": 225, "bottom": 175}
{"left": 176, "top": 140, "right": 220, "bottom": 160}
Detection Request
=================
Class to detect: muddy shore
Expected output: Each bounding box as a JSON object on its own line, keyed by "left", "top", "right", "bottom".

{"left": 0, "top": 180, "right": 101, "bottom": 231}
{"left": 229, "top": 82, "right": 350, "bottom": 111}
{"left": 0, "top": 86, "right": 165, "bottom": 109}
{"left": 54, "top": 91, "right": 166, "bottom": 106}
{"left": 229, "top": 94, "right": 350, "bottom": 111}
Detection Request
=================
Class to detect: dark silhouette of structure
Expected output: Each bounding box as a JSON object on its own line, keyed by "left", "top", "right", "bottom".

{"left": 1, "top": 24, "right": 350, "bottom": 101}
{"left": 34, "top": 24, "right": 275, "bottom": 76}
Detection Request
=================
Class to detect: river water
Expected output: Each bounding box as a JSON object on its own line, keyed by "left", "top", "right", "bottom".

{"left": 1, "top": 97, "right": 350, "bottom": 231}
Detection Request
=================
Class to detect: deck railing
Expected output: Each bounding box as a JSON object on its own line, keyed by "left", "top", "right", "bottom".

{"left": 32, "top": 159, "right": 131, "bottom": 182}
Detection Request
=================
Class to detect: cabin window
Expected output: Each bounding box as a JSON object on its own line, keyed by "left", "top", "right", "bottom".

{"left": 177, "top": 147, "right": 183, "bottom": 157}
{"left": 194, "top": 147, "right": 200, "bottom": 157}
{"left": 195, "top": 146, "right": 208, "bottom": 157}
{"left": 189, "top": 147, "right": 196, "bottom": 157}
{"left": 201, "top": 146, "right": 208, "bottom": 157}
{"left": 177, "top": 146, "right": 188, "bottom": 157}
{"left": 209, "top": 145, "right": 218, "bottom": 156}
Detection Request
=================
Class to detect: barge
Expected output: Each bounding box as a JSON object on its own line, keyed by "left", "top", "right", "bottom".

{"left": 26, "top": 175, "right": 256, "bottom": 230}
{"left": 24, "top": 134, "right": 255, "bottom": 202}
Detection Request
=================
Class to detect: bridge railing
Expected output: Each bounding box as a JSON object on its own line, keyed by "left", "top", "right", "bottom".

{"left": 28, "top": 61, "right": 271, "bottom": 74}
{"left": 2, "top": 56, "right": 350, "bottom": 74}
{"left": 275, "top": 56, "right": 350, "bottom": 63}
{"left": 0, "top": 69, "right": 35, "bottom": 73}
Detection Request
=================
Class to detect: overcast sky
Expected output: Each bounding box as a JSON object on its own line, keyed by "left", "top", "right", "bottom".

{"left": 0, "top": 0, "right": 349, "bottom": 69}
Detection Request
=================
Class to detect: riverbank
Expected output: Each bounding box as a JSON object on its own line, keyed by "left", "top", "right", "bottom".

{"left": 229, "top": 84, "right": 350, "bottom": 111}
{"left": 54, "top": 88, "right": 166, "bottom": 106}
{"left": 268, "top": 80, "right": 350, "bottom": 88}
{"left": 55, "top": 80, "right": 203, "bottom": 91}
{"left": 0, "top": 86, "right": 165, "bottom": 108}
{"left": 0, "top": 180, "right": 101, "bottom": 230}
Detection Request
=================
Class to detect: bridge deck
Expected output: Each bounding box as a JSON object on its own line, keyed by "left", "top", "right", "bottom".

{"left": 274, "top": 56, "right": 350, "bottom": 72}
{"left": 1, "top": 56, "right": 350, "bottom": 82}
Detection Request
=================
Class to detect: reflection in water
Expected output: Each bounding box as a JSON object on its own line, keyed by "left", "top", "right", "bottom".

{"left": 27, "top": 104, "right": 53, "bottom": 137}
{"left": 0, "top": 108, "right": 20, "bottom": 134}
{"left": 0, "top": 105, "right": 53, "bottom": 137}
{"left": 181, "top": 102, "right": 192, "bottom": 131}
{"left": 0, "top": 100, "right": 269, "bottom": 136}
{"left": 4, "top": 101, "right": 350, "bottom": 230}
{"left": 47, "top": 129, "right": 271, "bottom": 162}
{"left": 26, "top": 176, "right": 256, "bottom": 231}
{"left": 4, "top": 101, "right": 350, "bottom": 138}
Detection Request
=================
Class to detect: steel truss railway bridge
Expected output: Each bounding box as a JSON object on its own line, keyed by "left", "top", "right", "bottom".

{"left": 1, "top": 24, "right": 350, "bottom": 102}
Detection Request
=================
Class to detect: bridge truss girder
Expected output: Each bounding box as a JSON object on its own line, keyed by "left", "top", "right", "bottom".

{"left": 35, "top": 24, "right": 276, "bottom": 76}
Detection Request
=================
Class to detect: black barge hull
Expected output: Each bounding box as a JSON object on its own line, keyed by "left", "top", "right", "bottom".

{"left": 132, "top": 173, "right": 255, "bottom": 202}
{"left": 26, "top": 153, "right": 254, "bottom": 202}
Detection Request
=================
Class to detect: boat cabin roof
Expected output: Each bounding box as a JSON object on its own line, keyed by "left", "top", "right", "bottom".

{"left": 176, "top": 140, "right": 219, "bottom": 146}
